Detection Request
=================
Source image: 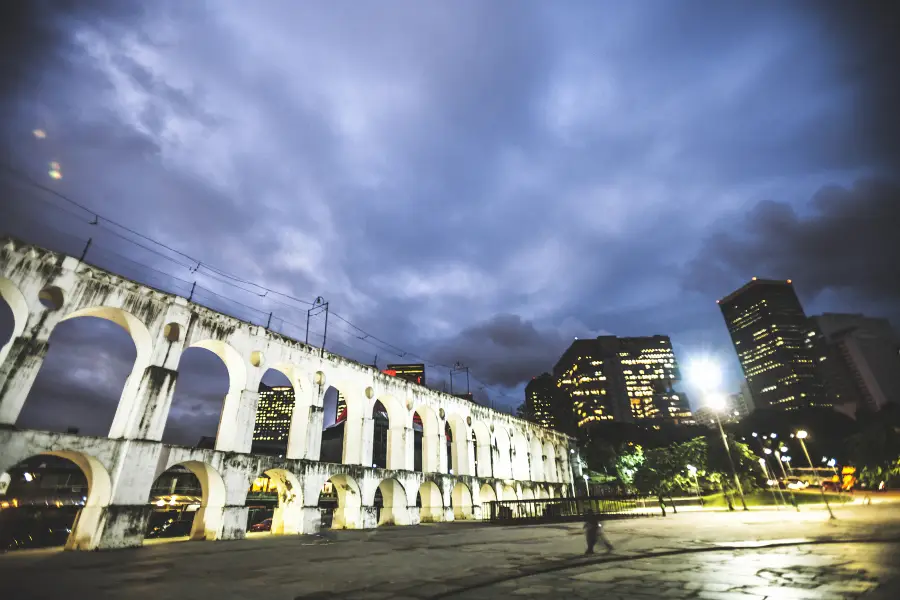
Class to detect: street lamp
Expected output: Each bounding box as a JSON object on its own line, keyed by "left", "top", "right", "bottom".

{"left": 757, "top": 458, "right": 781, "bottom": 509}
{"left": 687, "top": 464, "right": 703, "bottom": 506}
{"left": 796, "top": 430, "right": 835, "bottom": 520}
{"left": 689, "top": 358, "right": 748, "bottom": 512}
{"left": 773, "top": 449, "right": 799, "bottom": 511}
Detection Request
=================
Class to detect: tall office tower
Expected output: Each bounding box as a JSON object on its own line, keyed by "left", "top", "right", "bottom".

{"left": 253, "top": 383, "right": 295, "bottom": 454}
{"left": 809, "top": 313, "right": 900, "bottom": 412}
{"left": 553, "top": 335, "right": 692, "bottom": 428}
{"left": 718, "top": 278, "right": 828, "bottom": 411}
{"left": 554, "top": 339, "right": 621, "bottom": 427}
{"left": 383, "top": 363, "right": 426, "bottom": 386}
{"left": 525, "top": 373, "right": 558, "bottom": 429}
{"left": 616, "top": 336, "right": 693, "bottom": 424}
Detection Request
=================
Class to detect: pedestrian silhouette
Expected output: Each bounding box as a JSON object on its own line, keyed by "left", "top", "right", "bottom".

{"left": 583, "top": 509, "right": 613, "bottom": 555}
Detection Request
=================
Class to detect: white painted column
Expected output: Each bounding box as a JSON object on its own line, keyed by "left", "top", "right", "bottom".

{"left": 216, "top": 389, "right": 259, "bottom": 453}
{"left": 0, "top": 335, "right": 49, "bottom": 425}
{"left": 286, "top": 372, "right": 325, "bottom": 460}
{"left": 387, "top": 424, "right": 413, "bottom": 470}
{"left": 108, "top": 303, "right": 192, "bottom": 441}
{"left": 424, "top": 433, "right": 443, "bottom": 473}
{"left": 304, "top": 405, "right": 325, "bottom": 461}
{"left": 342, "top": 414, "right": 375, "bottom": 466}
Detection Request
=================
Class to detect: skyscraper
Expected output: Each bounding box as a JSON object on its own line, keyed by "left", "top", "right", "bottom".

{"left": 554, "top": 339, "right": 621, "bottom": 427}
{"left": 553, "top": 335, "right": 692, "bottom": 428}
{"left": 253, "top": 383, "right": 295, "bottom": 454}
{"left": 809, "top": 313, "right": 900, "bottom": 412}
{"left": 525, "top": 373, "right": 558, "bottom": 430}
{"left": 718, "top": 278, "right": 828, "bottom": 411}
{"left": 616, "top": 336, "right": 692, "bottom": 424}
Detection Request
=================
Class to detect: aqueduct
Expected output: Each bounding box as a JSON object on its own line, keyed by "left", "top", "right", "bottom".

{"left": 0, "top": 237, "right": 579, "bottom": 550}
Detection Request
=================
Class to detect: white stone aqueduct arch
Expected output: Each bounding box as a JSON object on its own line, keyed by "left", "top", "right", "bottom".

{"left": 0, "top": 238, "right": 578, "bottom": 550}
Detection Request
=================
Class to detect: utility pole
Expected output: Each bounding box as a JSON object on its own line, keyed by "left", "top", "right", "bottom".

{"left": 450, "top": 362, "right": 469, "bottom": 397}
{"left": 305, "top": 296, "right": 329, "bottom": 358}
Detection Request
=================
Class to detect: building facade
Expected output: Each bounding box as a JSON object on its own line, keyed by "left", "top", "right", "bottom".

{"left": 384, "top": 363, "right": 426, "bottom": 386}
{"left": 524, "top": 373, "right": 557, "bottom": 429}
{"left": 252, "top": 384, "right": 295, "bottom": 455}
{"left": 616, "top": 336, "right": 692, "bottom": 424}
{"left": 554, "top": 339, "right": 621, "bottom": 427}
{"left": 809, "top": 313, "right": 900, "bottom": 412}
{"left": 553, "top": 335, "right": 692, "bottom": 428}
{"left": 718, "top": 278, "right": 828, "bottom": 411}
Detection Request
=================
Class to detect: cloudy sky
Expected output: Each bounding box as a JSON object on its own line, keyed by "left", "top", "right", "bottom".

{"left": 0, "top": 1, "right": 897, "bottom": 445}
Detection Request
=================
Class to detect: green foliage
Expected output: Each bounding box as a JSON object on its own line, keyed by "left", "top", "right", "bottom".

{"left": 632, "top": 433, "right": 763, "bottom": 496}
{"left": 842, "top": 404, "right": 900, "bottom": 488}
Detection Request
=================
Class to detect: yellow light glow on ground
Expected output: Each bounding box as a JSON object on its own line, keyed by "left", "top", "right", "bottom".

{"left": 33, "top": 129, "right": 47, "bottom": 139}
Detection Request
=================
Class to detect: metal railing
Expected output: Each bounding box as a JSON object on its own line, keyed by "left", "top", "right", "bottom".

{"left": 484, "top": 494, "right": 662, "bottom": 524}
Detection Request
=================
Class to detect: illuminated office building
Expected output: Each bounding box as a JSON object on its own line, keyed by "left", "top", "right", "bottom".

{"left": 554, "top": 339, "right": 621, "bottom": 427}
{"left": 253, "top": 383, "right": 295, "bottom": 454}
{"left": 553, "top": 336, "right": 692, "bottom": 428}
{"left": 383, "top": 363, "right": 426, "bottom": 386}
{"left": 525, "top": 373, "right": 558, "bottom": 429}
{"left": 718, "top": 278, "right": 828, "bottom": 411}
{"left": 617, "top": 336, "right": 693, "bottom": 424}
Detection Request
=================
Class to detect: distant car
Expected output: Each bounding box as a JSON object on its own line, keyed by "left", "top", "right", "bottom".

{"left": 250, "top": 518, "right": 272, "bottom": 532}
{"left": 784, "top": 478, "right": 809, "bottom": 490}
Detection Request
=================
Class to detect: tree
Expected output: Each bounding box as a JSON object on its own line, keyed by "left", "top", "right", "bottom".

{"left": 845, "top": 403, "right": 900, "bottom": 487}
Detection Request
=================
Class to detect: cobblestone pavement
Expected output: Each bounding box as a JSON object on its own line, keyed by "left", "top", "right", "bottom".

{"left": 1, "top": 504, "right": 898, "bottom": 599}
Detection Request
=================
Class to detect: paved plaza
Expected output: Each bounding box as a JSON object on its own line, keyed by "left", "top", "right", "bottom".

{"left": 1, "top": 504, "right": 899, "bottom": 599}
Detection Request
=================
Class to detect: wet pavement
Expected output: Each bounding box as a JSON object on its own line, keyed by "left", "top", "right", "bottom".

{"left": 1, "top": 504, "right": 898, "bottom": 599}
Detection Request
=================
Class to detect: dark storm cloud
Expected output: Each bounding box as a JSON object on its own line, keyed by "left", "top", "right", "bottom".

{"left": 2, "top": 0, "right": 898, "bottom": 421}
{"left": 684, "top": 178, "right": 900, "bottom": 317}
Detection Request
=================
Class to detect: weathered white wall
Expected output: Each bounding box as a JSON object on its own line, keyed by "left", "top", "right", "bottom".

{"left": 0, "top": 237, "right": 580, "bottom": 550}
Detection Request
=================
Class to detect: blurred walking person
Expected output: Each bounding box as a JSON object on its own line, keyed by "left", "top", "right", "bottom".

{"left": 583, "top": 510, "right": 613, "bottom": 554}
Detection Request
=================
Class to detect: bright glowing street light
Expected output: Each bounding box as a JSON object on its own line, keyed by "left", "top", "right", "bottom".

{"left": 794, "top": 430, "right": 835, "bottom": 520}
{"left": 689, "top": 357, "right": 723, "bottom": 392}
{"left": 689, "top": 358, "right": 747, "bottom": 512}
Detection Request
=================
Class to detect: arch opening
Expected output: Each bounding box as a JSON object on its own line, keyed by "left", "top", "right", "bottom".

{"left": 412, "top": 406, "right": 440, "bottom": 473}
{"left": 252, "top": 368, "right": 294, "bottom": 457}
{"left": 500, "top": 484, "right": 518, "bottom": 502}
{"left": 0, "top": 279, "right": 21, "bottom": 351}
{"left": 478, "top": 483, "right": 497, "bottom": 505}
{"left": 374, "top": 478, "right": 409, "bottom": 526}
{"left": 317, "top": 474, "right": 361, "bottom": 529}
{"left": 445, "top": 421, "right": 453, "bottom": 474}
{"left": 162, "top": 346, "right": 231, "bottom": 447}
{"left": 451, "top": 481, "right": 473, "bottom": 520}
{"left": 372, "top": 400, "right": 388, "bottom": 469}
{"left": 471, "top": 421, "right": 493, "bottom": 478}
{"left": 416, "top": 480, "right": 444, "bottom": 523}
{"left": 245, "top": 468, "right": 303, "bottom": 535}
{"left": 320, "top": 385, "right": 362, "bottom": 464}
{"left": 0, "top": 451, "right": 111, "bottom": 551}
{"left": 146, "top": 461, "right": 226, "bottom": 542}
{"left": 19, "top": 314, "right": 138, "bottom": 437}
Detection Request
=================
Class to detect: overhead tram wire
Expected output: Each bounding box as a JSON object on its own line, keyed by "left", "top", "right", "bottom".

{"left": 2, "top": 166, "right": 524, "bottom": 414}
